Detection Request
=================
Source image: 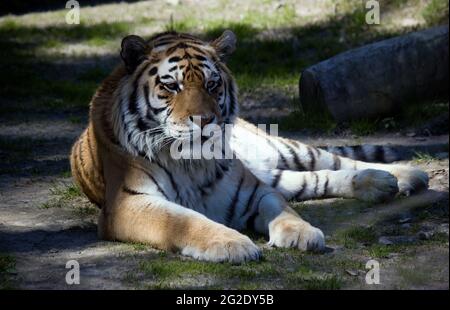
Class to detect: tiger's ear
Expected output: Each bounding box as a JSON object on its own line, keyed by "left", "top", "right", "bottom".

{"left": 120, "top": 35, "right": 149, "bottom": 73}
{"left": 211, "top": 30, "right": 236, "bottom": 61}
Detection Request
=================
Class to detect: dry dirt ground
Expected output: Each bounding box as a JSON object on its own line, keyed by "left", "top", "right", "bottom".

{"left": 0, "top": 0, "right": 448, "bottom": 290}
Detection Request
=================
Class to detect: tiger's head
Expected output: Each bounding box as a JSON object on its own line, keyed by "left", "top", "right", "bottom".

{"left": 112, "top": 30, "right": 238, "bottom": 160}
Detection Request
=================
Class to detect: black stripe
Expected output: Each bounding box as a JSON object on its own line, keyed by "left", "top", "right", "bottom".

{"left": 122, "top": 186, "right": 146, "bottom": 195}
{"left": 374, "top": 145, "right": 385, "bottom": 163}
{"left": 168, "top": 56, "right": 181, "bottom": 63}
{"left": 324, "top": 176, "right": 329, "bottom": 197}
{"left": 340, "top": 146, "right": 348, "bottom": 158}
{"left": 78, "top": 138, "right": 85, "bottom": 168}
{"left": 144, "top": 84, "right": 167, "bottom": 115}
{"left": 156, "top": 162, "right": 179, "bottom": 201}
{"left": 137, "top": 118, "right": 150, "bottom": 131}
{"left": 265, "top": 138, "right": 289, "bottom": 170}
{"left": 240, "top": 182, "right": 259, "bottom": 218}
{"left": 154, "top": 76, "right": 161, "bottom": 85}
{"left": 128, "top": 63, "right": 150, "bottom": 115}
{"left": 149, "top": 67, "right": 158, "bottom": 76}
{"left": 294, "top": 177, "right": 307, "bottom": 200}
{"left": 153, "top": 40, "right": 176, "bottom": 48}
{"left": 313, "top": 172, "right": 319, "bottom": 195}
{"left": 245, "top": 192, "right": 271, "bottom": 230}
{"left": 193, "top": 54, "right": 207, "bottom": 61}
{"left": 188, "top": 45, "right": 207, "bottom": 54}
{"left": 73, "top": 144, "right": 98, "bottom": 206}
{"left": 332, "top": 154, "right": 341, "bottom": 170}
{"left": 168, "top": 66, "right": 178, "bottom": 72}
{"left": 227, "top": 78, "right": 237, "bottom": 115}
{"left": 167, "top": 43, "right": 188, "bottom": 54}
{"left": 199, "top": 163, "right": 227, "bottom": 196}
{"left": 281, "top": 140, "right": 307, "bottom": 171}
{"left": 307, "top": 147, "right": 316, "bottom": 170}
{"left": 246, "top": 211, "right": 259, "bottom": 231}
{"left": 353, "top": 145, "right": 367, "bottom": 161}
{"left": 271, "top": 170, "right": 282, "bottom": 188}
{"left": 85, "top": 129, "right": 98, "bottom": 171}
{"left": 197, "top": 63, "right": 210, "bottom": 69}
{"left": 225, "top": 176, "right": 244, "bottom": 226}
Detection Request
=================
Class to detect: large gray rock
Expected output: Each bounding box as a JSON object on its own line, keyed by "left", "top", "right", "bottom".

{"left": 299, "top": 26, "right": 449, "bottom": 122}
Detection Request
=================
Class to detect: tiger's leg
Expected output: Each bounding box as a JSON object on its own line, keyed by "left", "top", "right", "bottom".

{"left": 263, "top": 168, "right": 399, "bottom": 202}
{"left": 244, "top": 187, "right": 325, "bottom": 251}
{"left": 99, "top": 193, "right": 261, "bottom": 263}
{"left": 99, "top": 157, "right": 261, "bottom": 263}
{"left": 273, "top": 140, "right": 429, "bottom": 196}
{"left": 232, "top": 119, "right": 428, "bottom": 195}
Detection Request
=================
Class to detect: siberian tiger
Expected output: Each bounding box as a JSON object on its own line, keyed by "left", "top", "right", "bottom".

{"left": 70, "top": 30, "right": 429, "bottom": 263}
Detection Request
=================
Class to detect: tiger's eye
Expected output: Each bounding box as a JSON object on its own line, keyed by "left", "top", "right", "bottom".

{"left": 206, "top": 80, "right": 216, "bottom": 90}
{"left": 164, "top": 82, "right": 178, "bottom": 91}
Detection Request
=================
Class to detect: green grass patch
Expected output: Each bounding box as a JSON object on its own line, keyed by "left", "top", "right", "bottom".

{"left": 139, "top": 257, "right": 277, "bottom": 282}
{"left": 422, "top": 0, "right": 449, "bottom": 26}
{"left": 335, "top": 226, "right": 377, "bottom": 249}
{"left": 287, "top": 266, "right": 342, "bottom": 289}
{"left": 40, "top": 183, "right": 83, "bottom": 209}
{"left": 40, "top": 182, "right": 98, "bottom": 216}
{"left": 412, "top": 152, "right": 437, "bottom": 164}
{"left": 368, "top": 244, "right": 404, "bottom": 258}
{"left": 0, "top": 20, "right": 131, "bottom": 45}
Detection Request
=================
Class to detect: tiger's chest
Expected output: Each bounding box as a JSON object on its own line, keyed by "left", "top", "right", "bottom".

{"left": 146, "top": 159, "right": 250, "bottom": 228}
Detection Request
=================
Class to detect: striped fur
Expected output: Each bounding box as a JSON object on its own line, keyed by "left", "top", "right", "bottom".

{"left": 70, "top": 31, "right": 428, "bottom": 263}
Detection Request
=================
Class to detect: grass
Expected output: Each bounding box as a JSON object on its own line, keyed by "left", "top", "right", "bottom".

{"left": 287, "top": 269, "right": 342, "bottom": 290}
{"left": 40, "top": 182, "right": 98, "bottom": 217}
{"left": 139, "top": 258, "right": 277, "bottom": 281}
{"left": 422, "top": 0, "right": 449, "bottom": 26}
{"left": 368, "top": 244, "right": 404, "bottom": 258}
{"left": 133, "top": 249, "right": 351, "bottom": 289}
{"left": 412, "top": 151, "right": 437, "bottom": 164}
{"left": 335, "top": 226, "right": 378, "bottom": 249}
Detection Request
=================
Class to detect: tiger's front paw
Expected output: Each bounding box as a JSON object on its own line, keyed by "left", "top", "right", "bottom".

{"left": 269, "top": 218, "right": 325, "bottom": 252}
{"left": 352, "top": 169, "right": 399, "bottom": 202}
{"left": 390, "top": 166, "right": 429, "bottom": 196}
{"left": 181, "top": 228, "right": 261, "bottom": 263}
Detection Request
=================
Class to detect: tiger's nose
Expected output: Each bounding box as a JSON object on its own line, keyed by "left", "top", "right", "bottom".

{"left": 200, "top": 114, "right": 215, "bottom": 128}
{"left": 189, "top": 114, "right": 215, "bottom": 128}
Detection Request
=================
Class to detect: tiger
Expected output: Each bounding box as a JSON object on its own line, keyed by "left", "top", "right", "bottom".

{"left": 70, "top": 30, "right": 429, "bottom": 263}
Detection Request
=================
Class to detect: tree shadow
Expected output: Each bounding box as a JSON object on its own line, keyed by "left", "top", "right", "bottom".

{"left": 0, "top": 224, "right": 97, "bottom": 253}
{"left": 297, "top": 189, "right": 449, "bottom": 237}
